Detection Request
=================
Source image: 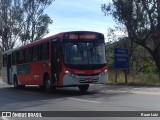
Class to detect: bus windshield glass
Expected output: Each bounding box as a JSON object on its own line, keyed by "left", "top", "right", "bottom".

{"left": 64, "top": 42, "right": 106, "bottom": 65}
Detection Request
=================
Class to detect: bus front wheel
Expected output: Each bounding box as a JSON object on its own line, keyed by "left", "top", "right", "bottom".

{"left": 78, "top": 84, "right": 89, "bottom": 92}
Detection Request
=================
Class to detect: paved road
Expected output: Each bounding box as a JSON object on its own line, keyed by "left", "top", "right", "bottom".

{"left": 0, "top": 80, "right": 160, "bottom": 120}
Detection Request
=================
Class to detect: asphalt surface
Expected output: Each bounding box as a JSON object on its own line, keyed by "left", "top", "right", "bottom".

{"left": 0, "top": 79, "right": 160, "bottom": 120}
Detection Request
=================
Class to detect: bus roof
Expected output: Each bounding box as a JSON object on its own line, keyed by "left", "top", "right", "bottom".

{"left": 2, "top": 31, "right": 103, "bottom": 53}
{"left": 20, "top": 31, "right": 103, "bottom": 49}
{"left": 2, "top": 47, "right": 20, "bottom": 54}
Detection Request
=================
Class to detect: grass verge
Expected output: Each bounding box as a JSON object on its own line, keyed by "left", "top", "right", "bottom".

{"left": 108, "top": 70, "right": 160, "bottom": 86}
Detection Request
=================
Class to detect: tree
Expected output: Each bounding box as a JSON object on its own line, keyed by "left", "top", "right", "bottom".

{"left": 102, "top": 0, "right": 160, "bottom": 75}
{"left": 20, "top": 0, "right": 53, "bottom": 45}
{"left": 0, "top": 0, "right": 20, "bottom": 51}
{"left": 0, "top": 0, "right": 53, "bottom": 51}
{"left": 106, "top": 35, "right": 155, "bottom": 73}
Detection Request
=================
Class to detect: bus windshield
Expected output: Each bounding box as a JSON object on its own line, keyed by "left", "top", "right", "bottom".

{"left": 64, "top": 42, "right": 106, "bottom": 66}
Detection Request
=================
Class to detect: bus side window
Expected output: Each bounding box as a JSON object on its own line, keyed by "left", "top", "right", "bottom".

{"left": 41, "top": 42, "right": 49, "bottom": 60}
{"left": 25, "top": 48, "right": 32, "bottom": 63}
{"left": 12, "top": 51, "right": 17, "bottom": 65}
{"left": 3, "top": 54, "right": 7, "bottom": 67}
{"left": 19, "top": 50, "right": 24, "bottom": 64}
{"left": 17, "top": 50, "right": 19, "bottom": 64}
{"left": 39, "top": 44, "right": 42, "bottom": 61}
{"left": 32, "top": 46, "right": 39, "bottom": 62}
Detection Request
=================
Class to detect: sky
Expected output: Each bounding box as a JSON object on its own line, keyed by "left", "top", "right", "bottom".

{"left": 44, "top": 0, "right": 115, "bottom": 41}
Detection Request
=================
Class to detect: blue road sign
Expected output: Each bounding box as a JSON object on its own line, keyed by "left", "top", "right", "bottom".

{"left": 114, "top": 48, "right": 129, "bottom": 69}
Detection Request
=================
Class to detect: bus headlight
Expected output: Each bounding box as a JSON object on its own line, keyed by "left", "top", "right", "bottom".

{"left": 64, "top": 70, "right": 70, "bottom": 74}
{"left": 101, "top": 69, "right": 108, "bottom": 75}
{"left": 64, "top": 70, "right": 76, "bottom": 78}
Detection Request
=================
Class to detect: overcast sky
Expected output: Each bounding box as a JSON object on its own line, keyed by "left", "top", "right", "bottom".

{"left": 44, "top": 0, "right": 115, "bottom": 40}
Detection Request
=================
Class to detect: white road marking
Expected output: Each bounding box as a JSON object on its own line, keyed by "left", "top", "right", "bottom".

{"left": 67, "top": 97, "right": 101, "bottom": 104}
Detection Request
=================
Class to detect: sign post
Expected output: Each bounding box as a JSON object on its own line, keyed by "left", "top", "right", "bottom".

{"left": 114, "top": 48, "right": 129, "bottom": 84}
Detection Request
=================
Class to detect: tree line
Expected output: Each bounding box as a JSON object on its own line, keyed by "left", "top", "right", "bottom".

{"left": 0, "top": 0, "right": 54, "bottom": 52}
{"left": 0, "top": 0, "right": 54, "bottom": 75}
{"left": 106, "top": 35, "right": 156, "bottom": 74}
{"left": 102, "top": 0, "right": 160, "bottom": 77}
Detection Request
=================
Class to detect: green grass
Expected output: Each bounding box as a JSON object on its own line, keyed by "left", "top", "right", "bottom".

{"left": 108, "top": 70, "right": 160, "bottom": 86}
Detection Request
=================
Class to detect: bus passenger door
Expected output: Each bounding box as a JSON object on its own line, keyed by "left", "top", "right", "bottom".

{"left": 7, "top": 54, "right": 12, "bottom": 84}
{"left": 51, "top": 39, "right": 61, "bottom": 84}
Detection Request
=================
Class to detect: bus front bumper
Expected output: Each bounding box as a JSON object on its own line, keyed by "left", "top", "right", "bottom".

{"left": 63, "top": 72, "right": 108, "bottom": 86}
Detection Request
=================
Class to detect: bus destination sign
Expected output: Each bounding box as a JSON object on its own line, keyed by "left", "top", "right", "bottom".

{"left": 64, "top": 32, "right": 104, "bottom": 40}
{"left": 69, "top": 34, "right": 96, "bottom": 39}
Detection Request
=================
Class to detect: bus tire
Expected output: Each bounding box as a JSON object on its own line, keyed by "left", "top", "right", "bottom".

{"left": 78, "top": 84, "right": 89, "bottom": 92}
{"left": 44, "top": 75, "right": 53, "bottom": 93}
{"left": 13, "top": 75, "right": 20, "bottom": 89}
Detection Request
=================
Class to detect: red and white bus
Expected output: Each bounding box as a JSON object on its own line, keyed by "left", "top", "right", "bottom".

{"left": 2, "top": 31, "right": 108, "bottom": 92}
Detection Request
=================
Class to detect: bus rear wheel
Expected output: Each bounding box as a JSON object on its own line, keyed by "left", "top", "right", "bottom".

{"left": 78, "top": 84, "right": 89, "bottom": 92}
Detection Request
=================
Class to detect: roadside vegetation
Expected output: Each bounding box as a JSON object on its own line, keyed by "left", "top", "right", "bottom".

{"left": 105, "top": 37, "right": 159, "bottom": 86}
{"left": 108, "top": 71, "right": 160, "bottom": 86}
{"left": 102, "top": 0, "right": 160, "bottom": 86}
